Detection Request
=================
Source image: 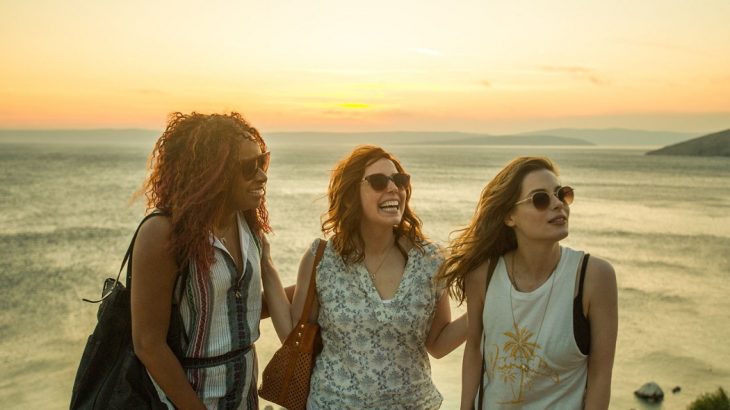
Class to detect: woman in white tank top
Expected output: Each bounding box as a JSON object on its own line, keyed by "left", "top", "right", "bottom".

{"left": 437, "top": 157, "right": 618, "bottom": 409}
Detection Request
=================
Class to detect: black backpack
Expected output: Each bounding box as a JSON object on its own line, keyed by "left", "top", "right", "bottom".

{"left": 70, "top": 212, "right": 188, "bottom": 410}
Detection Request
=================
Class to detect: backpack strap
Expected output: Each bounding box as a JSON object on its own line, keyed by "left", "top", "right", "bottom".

{"left": 83, "top": 211, "right": 166, "bottom": 303}
{"left": 124, "top": 211, "right": 168, "bottom": 289}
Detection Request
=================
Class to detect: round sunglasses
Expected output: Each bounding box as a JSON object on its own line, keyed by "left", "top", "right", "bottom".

{"left": 362, "top": 172, "right": 411, "bottom": 192}
{"left": 515, "top": 186, "right": 574, "bottom": 210}
{"left": 240, "top": 151, "right": 270, "bottom": 180}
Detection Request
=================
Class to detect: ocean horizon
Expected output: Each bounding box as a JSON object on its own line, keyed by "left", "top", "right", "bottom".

{"left": 1, "top": 138, "right": 728, "bottom": 409}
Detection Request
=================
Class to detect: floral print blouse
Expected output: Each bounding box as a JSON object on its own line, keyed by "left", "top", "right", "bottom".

{"left": 307, "top": 238, "right": 444, "bottom": 410}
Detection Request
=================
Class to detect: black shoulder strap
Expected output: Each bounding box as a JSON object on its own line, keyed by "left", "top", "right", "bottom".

{"left": 124, "top": 211, "right": 168, "bottom": 288}
{"left": 83, "top": 211, "right": 166, "bottom": 303}
{"left": 577, "top": 253, "right": 591, "bottom": 302}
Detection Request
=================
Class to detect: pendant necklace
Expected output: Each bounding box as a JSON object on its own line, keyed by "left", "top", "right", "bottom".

{"left": 508, "top": 250, "right": 559, "bottom": 371}
{"left": 367, "top": 242, "right": 394, "bottom": 283}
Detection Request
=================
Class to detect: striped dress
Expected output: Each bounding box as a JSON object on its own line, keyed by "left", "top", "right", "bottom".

{"left": 152, "top": 213, "right": 262, "bottom": 409}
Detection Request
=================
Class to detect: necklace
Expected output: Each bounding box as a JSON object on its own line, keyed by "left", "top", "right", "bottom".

{"left": 507, "top": 250, "right": 559, "bottom": 367}
{"left": 366, "top": 244, "right": 394, "bottom": 283}
{"left": 216, "top": 223, "right": 235, "bottom": 249}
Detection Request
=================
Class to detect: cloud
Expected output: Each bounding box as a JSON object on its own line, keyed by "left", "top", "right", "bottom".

{"left": 479, "top": 80, "right": 491, "bottom": 87}
{"left": 539, "top": 65, "right": 609, "bottom": 86}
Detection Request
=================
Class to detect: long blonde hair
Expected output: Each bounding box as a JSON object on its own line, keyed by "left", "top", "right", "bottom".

{"left": 437, "top": 156, "right": 557, "bottom": 303}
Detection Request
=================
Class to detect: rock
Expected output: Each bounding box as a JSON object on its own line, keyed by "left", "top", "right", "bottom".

{"left": 673, "top": 386, "right": 682, "bottom": 394}
{"left": 634, "top": 381, "right": 664, "bottom": 402}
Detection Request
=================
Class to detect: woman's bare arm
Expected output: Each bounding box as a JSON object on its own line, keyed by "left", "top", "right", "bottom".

{"left": 425, "top": 292, "right": 467, "bottom": 358}
{"left": 583, "top": 256, "right": 618, "bottom": 410}
{"left": 460, "top": 261, "right": 489, "bottom": 410}
{"left": 259, "top": 234, "right": 293, "bottom": 342}
{"left": 290, "top": 247, "right": 316, "bottom": 326}
{"left": 131, "top": 216, "right": 205, "bottom": 410}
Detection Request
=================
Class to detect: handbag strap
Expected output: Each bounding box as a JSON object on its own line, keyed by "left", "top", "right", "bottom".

{"left": 301, "top": 239, "right": 327, "bottom": 324}
{"left": 83, "top": 211, "right": 166, "bottom": 303}
{"left": 477, "top": 256, "right": 499, "bottom": 409}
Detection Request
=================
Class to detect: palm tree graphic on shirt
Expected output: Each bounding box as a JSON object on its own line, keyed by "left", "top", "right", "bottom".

{"left": 490, "top": 322, "right": 560, "bottom": 404}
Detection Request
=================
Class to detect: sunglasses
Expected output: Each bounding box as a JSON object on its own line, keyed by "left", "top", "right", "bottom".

{"left": 240, "top": 151, "right": 270, "bottom": 180}
{"left": 515, "top": 186, "right": 574, "bottom": 210}
{"left": 362, "top": 172, "right": 411, "bottom": 192}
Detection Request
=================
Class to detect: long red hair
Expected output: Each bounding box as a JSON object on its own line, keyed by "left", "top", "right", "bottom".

{"left": 321, "top": 145, "right": 426, "bottom": 264}
{"left": 141, "top": 111, "right": 271, "bottom": 273}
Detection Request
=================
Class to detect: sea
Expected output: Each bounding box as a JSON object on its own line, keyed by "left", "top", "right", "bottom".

{"left": 1, "top": 137, "right": 729, "bottom": 409}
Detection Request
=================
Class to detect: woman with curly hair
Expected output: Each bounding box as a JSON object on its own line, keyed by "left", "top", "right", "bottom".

{"left": 290, "top": 145, "right": 466, "bottom": 409}
{"left": 131, "top": 112, "right": 290, "bottom": 409}
{"left": 437, "top": 157, "right": 617, "bottom": 410}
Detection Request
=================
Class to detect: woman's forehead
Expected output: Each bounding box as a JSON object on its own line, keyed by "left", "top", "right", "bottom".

{"left": 520, "top": 169, "right": 560, "bottom": 192}
{"left": 363, "top": 158, "right": 397, "bottom": 175}
{"left": 238, "top": 139, "right": 262, "bottom": 159}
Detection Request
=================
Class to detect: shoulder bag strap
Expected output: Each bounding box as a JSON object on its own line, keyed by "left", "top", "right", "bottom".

{"left": 83, "top": 210, "right": 165, "bottom": 303}
{"left": 301, "top": 239, "right": 327, "bottom": 324}
{"left": 477, "top": 256, "right": 499, "bottom": 409}
{"left": 124, "top": 210, "right": 168, "bottom": 288}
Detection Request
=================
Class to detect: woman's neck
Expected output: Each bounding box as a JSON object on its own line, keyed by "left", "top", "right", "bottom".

{"left": 360, "top": 223, "right": 396, "bottom": 255}
{"left": 214, "top": 212, "right": 237, "bottom": 236}
{"left": 512, "top": 242, "right": 561, "bottom": 282}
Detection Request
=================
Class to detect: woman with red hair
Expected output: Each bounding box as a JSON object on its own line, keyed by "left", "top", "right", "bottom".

{"left": 290, "top": 145, "right": 466, "bottom": 409}
{"left": 131, "top": 112, "right": 290, "bottom": 409}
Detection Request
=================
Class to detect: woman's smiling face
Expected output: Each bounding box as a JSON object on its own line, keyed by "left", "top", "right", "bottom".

{"left": 359, "top": 158, "right": 407, "bottom": 229}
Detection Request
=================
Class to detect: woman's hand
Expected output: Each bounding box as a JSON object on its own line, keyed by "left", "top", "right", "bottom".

{"left": 259, "top": 233, "right": 294, "bottom": 342}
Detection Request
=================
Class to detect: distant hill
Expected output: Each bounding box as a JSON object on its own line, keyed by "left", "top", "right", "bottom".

{"left": 517, "top": 128, "right": 697, "bottom": 146}
{"left": 646, "top": 128, "right": 730, "bottom": 157}
{"left": 0, "top": 129, "right": 159, "bottom": 145}
{"left": 268, "top": 131, "right": 592, "bottom": 146}
{"left": 0, "top": 128, "right": 704, "bottom": 147}
{"left": 433, "top": 134, "right": 592, "bottom": 146}
{"left": 267, "top": 131, "right": 478, "bottom": 145}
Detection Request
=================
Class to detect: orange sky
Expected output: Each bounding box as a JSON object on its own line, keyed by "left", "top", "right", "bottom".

{"left": 1, "top": 0, "right": 729, "bottom": 133}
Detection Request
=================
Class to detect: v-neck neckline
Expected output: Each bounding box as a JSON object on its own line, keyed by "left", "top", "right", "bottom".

{"left": 212, "top": 213, "right": 248, "bottom": 275}
{"left": 358, "top": 246, "right": 415, "bottom": 304}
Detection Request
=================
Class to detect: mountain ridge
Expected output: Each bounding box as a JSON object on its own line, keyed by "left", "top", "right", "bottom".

{"left": 0, "top": 127, "right": 707, "bottom": 147}
{"left": 646, "top": 128, "right": 730, "bottom": 157}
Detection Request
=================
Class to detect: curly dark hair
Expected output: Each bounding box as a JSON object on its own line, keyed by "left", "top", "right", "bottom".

{"left": 141, "top": 111, "right": 271, "bottom": 273}
{"left": 321, "top": 145, "right": 426, "bottom": 264}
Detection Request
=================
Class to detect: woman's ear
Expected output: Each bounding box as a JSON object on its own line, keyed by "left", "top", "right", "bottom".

{"left": 504, "top": 212, "right": 516, "bottom": 228}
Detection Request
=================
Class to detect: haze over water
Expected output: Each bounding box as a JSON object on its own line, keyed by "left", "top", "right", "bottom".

{"left": 1, "top": 139, "right": 728, "bottom": 409}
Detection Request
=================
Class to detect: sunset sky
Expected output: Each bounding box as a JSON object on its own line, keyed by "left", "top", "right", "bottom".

{"left": 1, "top": 0, "right": 729, "bottom": 133}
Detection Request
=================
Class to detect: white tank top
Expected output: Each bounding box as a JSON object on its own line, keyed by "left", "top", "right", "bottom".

{"left": 478, "top": 246, "right": 587, "bottom": 409}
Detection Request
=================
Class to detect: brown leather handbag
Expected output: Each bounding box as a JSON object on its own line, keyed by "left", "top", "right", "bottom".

{"left": 259, "top": 239, "right": 326, "bottom": 410}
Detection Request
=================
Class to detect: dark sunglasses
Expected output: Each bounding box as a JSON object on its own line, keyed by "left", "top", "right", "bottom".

{"left": 240, "top": 151, "right": 270, "bottom": 179}
{"left": 362, "top": 172, "right": 411, "bottom": 192}
{"left": 515, "top": 186, "right": 574, "bottom": 210}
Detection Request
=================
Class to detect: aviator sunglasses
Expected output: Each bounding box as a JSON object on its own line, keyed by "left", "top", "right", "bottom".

{"left": 240, "top": 151, "right": 270, "bottom": 179}
{"left": 515, "top": 186, "right": 575, "bottom": 210}
{"left": 362, "top": 172, "right": 411, "bottom": 192}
